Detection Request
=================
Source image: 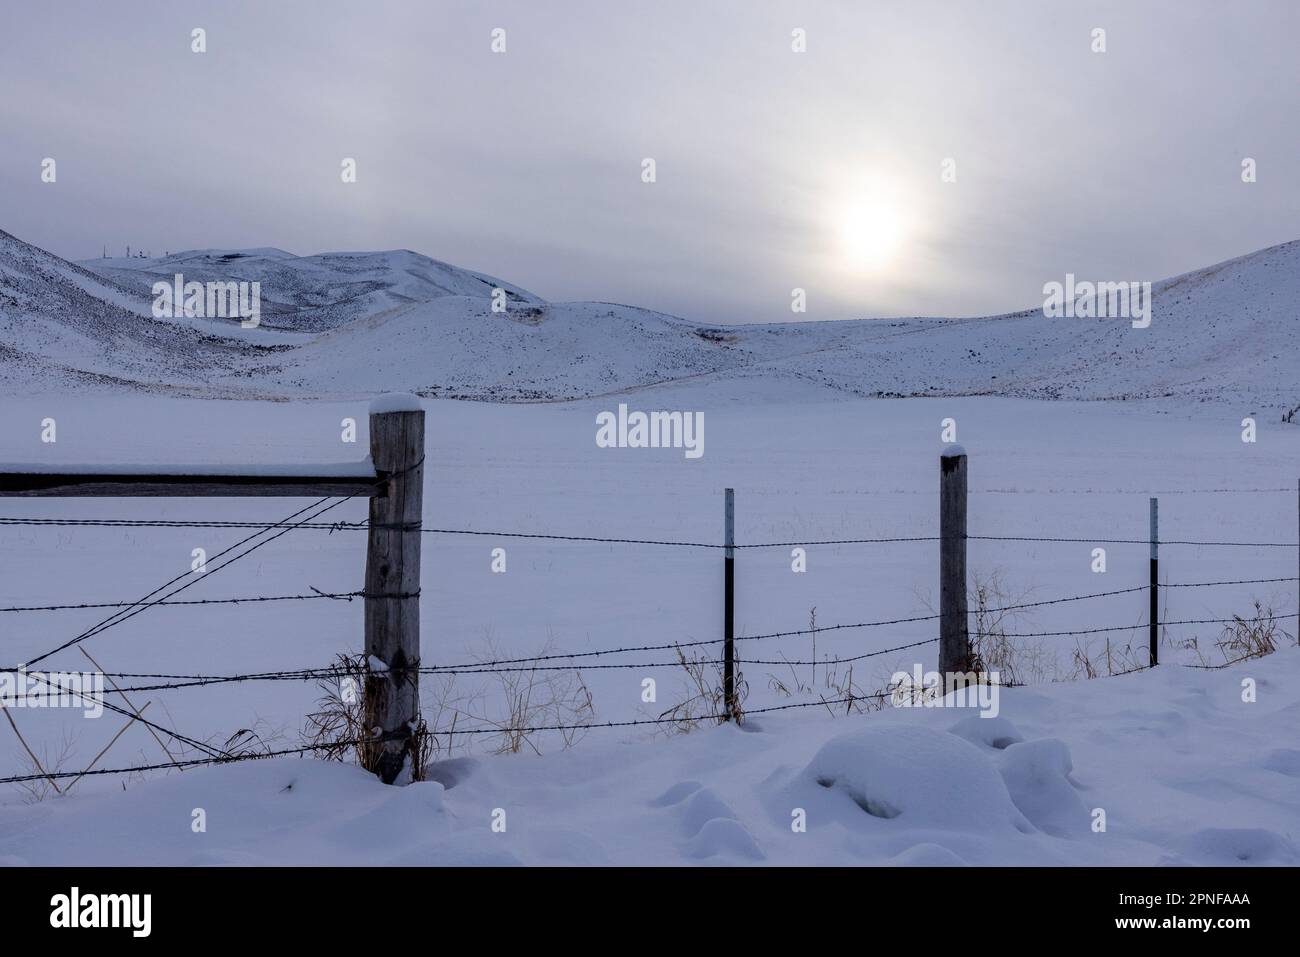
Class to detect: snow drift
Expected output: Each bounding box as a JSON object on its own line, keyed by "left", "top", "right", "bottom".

{"left": 4, "top": 651, "right": 1296, "bottom": 866}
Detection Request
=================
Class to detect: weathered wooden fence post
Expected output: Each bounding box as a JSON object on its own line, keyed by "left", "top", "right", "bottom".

{"left": 364, "top": 401, "right": 425, "bottom": 783}
{"left": 723, "top": 487, "right": 736, "bottom": 720}
{"left": 939, "top": 448, "right": 969, "bottom": 687}
{"left": 1149, "top": 496, "right": 1159, "bottom": 667}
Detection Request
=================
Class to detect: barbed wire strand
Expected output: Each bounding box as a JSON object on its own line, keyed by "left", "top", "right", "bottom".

{"left": 15, "top": 497, "right": 344, "bottom": 671}
{"left": 3, "top": 497, "right": 357, "bottom": 757}
{"left": 0, "top": 590, "right": 365, "bottom": 614}
{"left": 2, "top": 574, "right": 1293, "bottom": 618}
{"left": 1, "top": 660, "right": 1171, "bottom": 787}
{"left": 18, "top": 604, "right": 1296, "bottom": 697}
{"left": 2, "top": 574, "right": 1290, "bottom": 704}
{"left": 3, "top": 516, "right": 1297, "bottom": 549}
{"left": 2, "top": 474, "right": 404, "bottom": 758}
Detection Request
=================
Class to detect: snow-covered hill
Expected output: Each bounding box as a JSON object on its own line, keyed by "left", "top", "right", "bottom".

{"left": 88, "top": 246, "right": 541, "bottom": 333}
{"left": 0, "top": 229, "right": 234, "bottom": 394}
{"left": 0, "top": 227, "right": 1297, "bottom": 411}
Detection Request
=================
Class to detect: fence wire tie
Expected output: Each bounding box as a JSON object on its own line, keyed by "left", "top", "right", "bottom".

{"left": 309, "top": 586, "right": 360, "bottom": 602}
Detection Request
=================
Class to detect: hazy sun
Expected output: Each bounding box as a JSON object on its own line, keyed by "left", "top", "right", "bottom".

{"left": 836, "top": 188, "right": 906, "bottom": 269}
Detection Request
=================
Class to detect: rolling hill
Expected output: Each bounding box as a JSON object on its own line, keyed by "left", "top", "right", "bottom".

{"left": 0, "top": 226, "right": 1295, "bottom": 412}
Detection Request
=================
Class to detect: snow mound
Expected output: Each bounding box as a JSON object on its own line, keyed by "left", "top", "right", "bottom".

{"left": 888, "top": 843, "right": 969, "bottom": 866}
{"left": 801, "top": 725, "right": 1031, "bottom": 833}
{"left": 649, "top": 780, "right": 703, "bottom": 807}
{"left": 996, "top": 738, "right": 1088, "bottom": 838}
{"left": 684, "top": 817, "right": 765, "bottom": 861}
{"left": 369, "top": 392, "right": 424, "bottom": 414}
{"left": 681, "top": 787, "right": 740, "bottom": 836}
{"left": 947, "top": 714, "right": 1024, "bottom": 751}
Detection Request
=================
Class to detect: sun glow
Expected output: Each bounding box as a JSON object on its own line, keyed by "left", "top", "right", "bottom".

{"left": 836, "top": 188, "right": 907, "bottom": 270}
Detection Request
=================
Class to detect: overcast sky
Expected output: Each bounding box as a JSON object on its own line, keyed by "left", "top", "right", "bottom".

{"left": 3, "top": 0, "right": 1298, "bottom": 323}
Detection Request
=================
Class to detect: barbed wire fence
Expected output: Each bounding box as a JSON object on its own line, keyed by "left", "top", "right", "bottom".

{"left": 1, "top": 496, "right": 1297, "bottom": 789}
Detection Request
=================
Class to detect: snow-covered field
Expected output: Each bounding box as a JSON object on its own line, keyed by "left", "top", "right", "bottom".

{"left": 4, "top": 651, "right": 1299, "bottom": 867}
{"left": 1, "top": 382, "right": 1297, "bottom": 865}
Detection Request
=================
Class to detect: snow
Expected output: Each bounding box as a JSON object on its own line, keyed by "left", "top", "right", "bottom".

{"left": 801, "top": 724, "right": 1031, "bottom": 831}
{"left": 369, "top": 393, "right": 424, "bottom": 414}
{"left": 2, "top": 225, "right": 1299, "bottom": 412}
{"left": 1, "top": 459, "right": 375, "bottom": 476}
{"left": 2, "top": 226, "right": 1299, "bottom": 865}
{"left": 0, "top": 384, "right": 1295, "bottom": 865}
{"left": 1, "top": 652, "right": 1296, "bottom": 865}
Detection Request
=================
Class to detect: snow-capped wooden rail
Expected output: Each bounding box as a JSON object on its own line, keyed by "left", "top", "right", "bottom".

{"left": 0, "top": 398, "right": 426, "bottom": 785}
{"left": 0, "top": 471, "right": 383, "bottom": 498}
